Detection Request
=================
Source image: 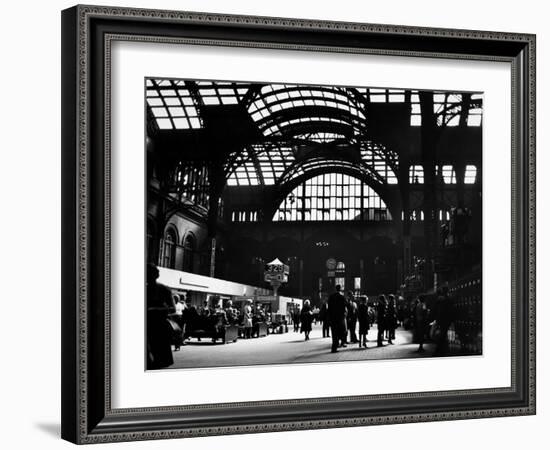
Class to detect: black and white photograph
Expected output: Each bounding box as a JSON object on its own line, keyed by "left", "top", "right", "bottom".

{"left": 145, "top": 79, "right": 483, "bottom": 370}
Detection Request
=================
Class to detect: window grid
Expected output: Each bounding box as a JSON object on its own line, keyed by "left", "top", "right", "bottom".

{"left": 226, "top": 145, "right": 296, "bottom": 186}
{"left": 355, "top": 87, "right": 407, "bottom": 104}
{"left": 439, "top": 165, "right": 457, "bottom": 184}
{"left": 401, "top": 209, "right": 451, "bottom": 222}
{"left": 433, "top": 93, "right": 462, "bottom": 127}
{"left": 464, "top": 165, "right": 477, "bottom": 184}
{"left": 195, "top": 81, "right": 249, "bottom": 105}
{"left": 360, "top": 148, "right": 398, "bottom": 184}
{"left": 273, "top": 173, "right": 391, "bottom": 222}
{"left": 231, "top": 210, "right": 259, "bottom": 222}
{"left": 161, "top": 229, "right": 177, "bottom": 269}
{"left": 409, "top": 165, "right": 424, "bottom": 184}
{"left": 172, "top": 163, "right": 210, "bottom": 208}
{"left": 146, "top": 79, "right": 202, "bottom": 130}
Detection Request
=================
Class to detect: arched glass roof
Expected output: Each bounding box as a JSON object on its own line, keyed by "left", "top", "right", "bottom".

{"left": 146, "top": 79, "right": 483, "bottom": 131}
{"left": 146, "top": 79, "right": 482, "bottom": 191}
{"left": 226, "top": 139, "right": 398, "bottom": 187}
{"left": 248, "top": 84, "right": 366, "bottom": 136}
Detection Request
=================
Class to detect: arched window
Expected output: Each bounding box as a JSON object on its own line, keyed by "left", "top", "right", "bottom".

{"left": 464, "top": 165, "right": 477, "bottom": 184}
{"left": 409, "top": 165, "right": 424, "bottom": 184}
{"left": 335, "top": 261, "right": 346, "bottom": 290}
{"left": 182, "top": 234, "right": 195, "bottom": 273}
{"left": 162, "top": 228, "right": 177, "bottom": 269}
{"left": 272, "top": 173, "right": 391, "bottom": 222}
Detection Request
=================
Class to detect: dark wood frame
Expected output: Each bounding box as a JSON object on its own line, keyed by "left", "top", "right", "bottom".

{"left": 61, "top": 4, "right": 536, "bottom": 444}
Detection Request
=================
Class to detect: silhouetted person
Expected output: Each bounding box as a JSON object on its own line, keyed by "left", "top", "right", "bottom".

{"left": 171, "top": 294, "right": 186, "bottom": 350}
{"left": 319, "top": 300, "right": 330, "bottom": 338}
{"left": 328, "top": 285, "right": 347, "bottom": 353}
{"left": 242, "top": 299, "right": 253, "bottom": 339}
{"left": 224, "top": 300, "right": 237, "bottom": 325}
{"left": 376, "top": 295, "right": 387, "bottom": 347}
{"left": 146, "top": 263, "right": 175, "bottom": 369}
{"left": 386, "top": 295, "right": 397, "bottom": 344}
{"left": 300, "top": 300, "right": 314, "bottom": 341}
{"left": 292, "top": 306, "right": 301, "bottom": 332}
{"left": 346, "top": 291, "right": 358, "bottom": 343}
{"left": 414, "top": 296, "right": 429, "bottom": 352}
{"left": 357, "top": 296, "right": 370, "bottom": 348}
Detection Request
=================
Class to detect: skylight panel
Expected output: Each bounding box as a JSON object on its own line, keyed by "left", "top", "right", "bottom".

{"left": 203, "top": 97, "right": 220, "bottom": 105}
{"left": 181, "top": 96, "right": 194, "bottom": 105}
{"left": 152, "top": 107, "right": 169, "bottom": 117}
{"left": 172, "top": 118, "right": 188, "bottom": 128}
{"left": 147, "top": 98, "right": 163, "bottom": 107}
{"left": 447, "top": 115, "right": 460, "bottom": 126}
{"left": 156, "top": 118, "right": 172, "bottom": 129}
{"left": 448, "top": 94, "right": 462, "bottom": 103}
{"left": 168, "top": 107, "right": 185, "bottom": 116}
{"left": 388, "top": 94, "right": 405, "bottom": 102}
{"left": 164, "top": 97, "right": 180, "bottom": 106}
{"left": 370, "top": 95, "right": 386, "bottom": 103}
{"left": 221, "top": 96, "right": 239, "bottom": 105}
{"left": 335, "top": 94, "right": 348, "bottom": 103}
{"left": 468, "top": 115, "right": 482, "bottom": 126}
{"left": 410, "top": 115, "right": 422, "bottom": 126}
{"left": 467, "top": 107, "right": 482, "bottom": 126}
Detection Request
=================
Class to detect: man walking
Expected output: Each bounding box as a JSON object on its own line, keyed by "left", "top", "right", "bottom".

{"left": 319, "top": 299, "right": 330, "bottom": 338}
{"left": 376, "top": 295, "right": 387, "bottom": 347}
{"left": 328, "top": 285, "right": 347, "bottom": 353}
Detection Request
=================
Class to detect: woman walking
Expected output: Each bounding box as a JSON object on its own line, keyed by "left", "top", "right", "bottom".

{"left": 242, "top": 299, "right": 253, "bottom": 338}
{"left": 300, "top": 300, "right": 314, "bottom": 341}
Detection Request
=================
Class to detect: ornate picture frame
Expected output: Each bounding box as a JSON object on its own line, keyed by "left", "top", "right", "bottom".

{"left": 61, "top": 4, "right": 536, "bottom": 444}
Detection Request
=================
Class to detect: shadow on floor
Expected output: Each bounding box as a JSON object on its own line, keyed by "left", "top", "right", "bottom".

{"left": 35, "top": 422, "right": 60, "bottom": 438}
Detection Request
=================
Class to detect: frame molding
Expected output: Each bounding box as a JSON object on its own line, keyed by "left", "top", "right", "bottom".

{"left": 61, "top": 4, "right": 536, "bottom": 444}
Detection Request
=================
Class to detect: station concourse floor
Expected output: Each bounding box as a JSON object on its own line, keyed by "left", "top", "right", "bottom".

{"left": 169, "top": 323, "right": 437, "bottom": 370}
